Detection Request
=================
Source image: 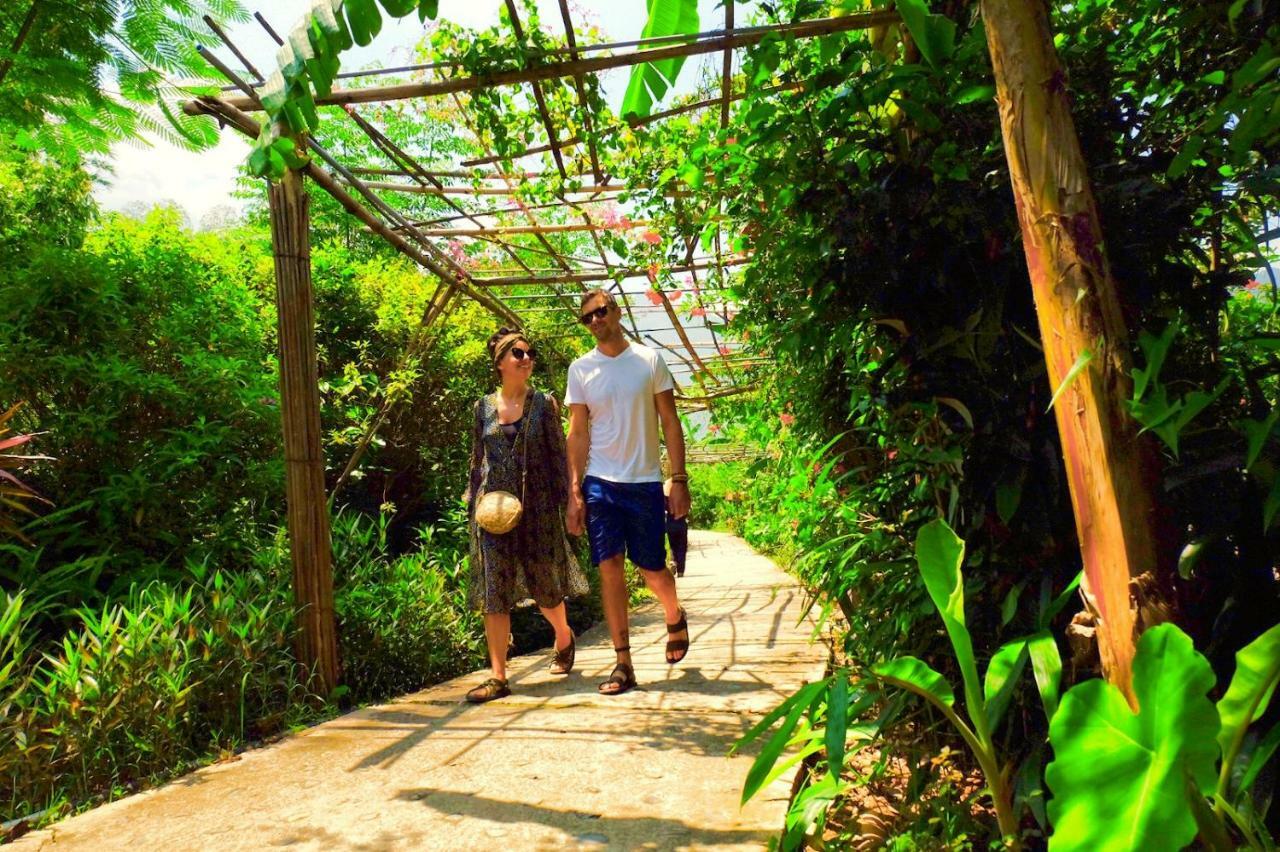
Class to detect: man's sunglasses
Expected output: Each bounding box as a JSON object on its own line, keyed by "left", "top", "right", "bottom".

{"left": 579, "top": 305, "right": 610, "bottom": 325}
{"left": 511, "top": 346, "right": 537, "bottom": 361}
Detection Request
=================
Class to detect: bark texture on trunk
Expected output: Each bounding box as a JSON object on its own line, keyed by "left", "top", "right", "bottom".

{"left": 268, "top": 169, "right": 341, "bottom": 696}
{"left": 981, "top": 0, "right": 1165, "bottom": 704}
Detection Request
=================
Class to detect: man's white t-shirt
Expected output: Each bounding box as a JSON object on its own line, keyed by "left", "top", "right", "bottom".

{"left": 565, "top": 342, "right": 675, "bottom": 483}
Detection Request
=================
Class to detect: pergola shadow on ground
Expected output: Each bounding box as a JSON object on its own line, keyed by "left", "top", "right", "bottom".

{"left": 13, "top": 532, "right": 828, "bottom": 851}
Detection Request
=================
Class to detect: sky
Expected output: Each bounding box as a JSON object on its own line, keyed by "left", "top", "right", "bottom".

{"left": 95, "top": 0, "right": 745, "bottom": 224}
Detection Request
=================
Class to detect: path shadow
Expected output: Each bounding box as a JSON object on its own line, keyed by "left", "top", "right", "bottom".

{"left": 392, "top": 787, "right": 768, "bottom": 849}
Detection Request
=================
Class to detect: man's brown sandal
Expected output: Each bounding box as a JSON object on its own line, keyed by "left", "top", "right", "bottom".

{"left": 598, "top": 646, "right": 636, "bottom": 695}
{"left": 666, "top": 609, "right": 691, "bottom": 665}
{"left": 466, "top": 677, "right": 510, "bottom": 704}
{"left": 550, "top": 633, "right": 576, "bottom": 675}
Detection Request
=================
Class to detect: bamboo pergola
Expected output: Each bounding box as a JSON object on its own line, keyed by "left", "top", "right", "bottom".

{"left": 180, "top": 0, "right": 1152, "bottom": 711}
{"left": 181, "top": 4, "right": 903, "bottom": 692}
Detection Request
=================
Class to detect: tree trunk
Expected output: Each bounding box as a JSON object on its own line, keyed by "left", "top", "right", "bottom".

{"left": 981, "top": 0, "right": 1165, "bottom": 705}
{"left": 268, "top": 168, "right": 341, "bottom": 696}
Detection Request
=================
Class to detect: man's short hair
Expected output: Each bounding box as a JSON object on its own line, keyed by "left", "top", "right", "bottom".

{"left": 580, "top": 288, "right": 618, "bottom": 312}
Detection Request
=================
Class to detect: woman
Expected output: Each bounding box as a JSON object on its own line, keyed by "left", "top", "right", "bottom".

{"left": 463, "top": 327, "right": 588, "bottom": 703}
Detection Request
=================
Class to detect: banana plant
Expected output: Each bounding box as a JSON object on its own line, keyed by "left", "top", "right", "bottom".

{"left": 1046, "top": 621, "right": 1280, "bottom": 851}
{"left": 869, "top": 518, "right": 1065, "bottom": 849}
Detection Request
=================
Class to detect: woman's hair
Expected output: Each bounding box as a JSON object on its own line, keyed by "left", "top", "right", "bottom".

{"left": 486, "top": 327, "right": 527, "bottom": 372}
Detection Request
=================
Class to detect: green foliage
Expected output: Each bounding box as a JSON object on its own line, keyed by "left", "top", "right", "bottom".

{"left": 0, "top": 206, "right": 284, "bottom": 569}
{"left": 0, "top": 0, "right": 246, "bottom": 156}
{"left": 1046, "top": 624, "right": 1220, "bottom": 851}
{"left": 0, "top": 510, "right": 485, "bottom": 821}
{"left": 0, "top": 404, "right": 50, "bottom": 544}
{"left": 1047, "top": 620, "right": 1280, "bottom": 850}
{"left": 620, "top": 0, "right": 701, "bottom": 120}
{"left": 247, "top": 0, "right": 443, "bottom": 179}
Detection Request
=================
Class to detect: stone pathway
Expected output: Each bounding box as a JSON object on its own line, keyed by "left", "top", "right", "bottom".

{"left": 17, "top": 531, "right": 826, "bottom": 851}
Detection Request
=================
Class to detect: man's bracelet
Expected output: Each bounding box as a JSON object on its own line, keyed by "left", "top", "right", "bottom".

{"left": 670, "top": 473, "right": 690, "bottom": 483}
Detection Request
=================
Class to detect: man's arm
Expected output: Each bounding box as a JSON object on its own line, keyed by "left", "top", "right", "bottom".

{"left": 654, "top": 389, "right": 690, "bottom": 520}
{"left": 566, "top": 402, "right": 590, "bottom": 536}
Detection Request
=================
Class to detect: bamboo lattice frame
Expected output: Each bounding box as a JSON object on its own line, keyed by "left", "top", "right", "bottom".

{"left": 185, "top": 5, "right": 898, "bottom": 418}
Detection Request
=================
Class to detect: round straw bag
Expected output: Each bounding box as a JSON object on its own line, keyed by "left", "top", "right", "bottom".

{"left": 475, "top": 490, "right": 523, "bottom": 534}
{"left": 474, "top": 395, "right": 531, "bottom": 535}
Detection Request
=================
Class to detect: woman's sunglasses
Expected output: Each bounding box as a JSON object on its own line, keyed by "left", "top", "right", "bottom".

{"left": 511, "top": 346, "right": 538, "bottom": 361}
{"left": 579, "top": 305, "right": 610, "bottom": 325}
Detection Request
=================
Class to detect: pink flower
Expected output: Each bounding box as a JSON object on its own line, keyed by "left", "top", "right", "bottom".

{"left": 779, "top": 413, "right": 795, "bottom": 427}
{"left": 645, "top": 289, "right": 664, "bottom": 306}
{"left": 708, "top": 423, "right": 722, "bottom": 434}
{"left": 647, "top": 263, "right": 661, "bottom": 283}
{"left": 447, "top": 239, "right": 467, "bottom": 267}
{"left": 640, "top": 229, "right": 662, "bottom": 245}
{"left": 719, "top": 345, "right": 731, "bottom": 355}
{"left": 669, "top": 290, "right": 684, "bottom": 302}
{"left": 1245, "top": 279, "right": 1262, "bottom": 290}
{"left": 691, "top": 307, "right": 706, "bottom": 318}
{"left": 726, "top": 136, "right": 737, "bottom": 145}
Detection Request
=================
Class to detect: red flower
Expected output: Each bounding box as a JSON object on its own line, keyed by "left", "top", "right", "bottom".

{"left": 708, "top": 423, "right": 722, "bottom": 434}
{"left": 669, "top": 290, "right": 684, "bottom": 302}
{"left": 779, "top": 413, "right": 795, "bottom": 427}
{"left": 719, "top": 345, "right": 731, "bottom": 355}
{"left": 647, "top": 263, "right": 661, "bottom": 283}
{"left": 691, "top": 307, "right": 707, "bottom": 318}
{"left": 640, "top": 229, "right": 662, "bottom": 245}
{"left": 645, "top": 289, "right": 664, "bottom": 306}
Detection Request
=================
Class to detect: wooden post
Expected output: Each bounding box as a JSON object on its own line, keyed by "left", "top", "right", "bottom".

{"left": 267, "top": 168, "right": 341, "bottom": 695}
{"left": 982, "top": 0, "right": 1165, "bottom": 704}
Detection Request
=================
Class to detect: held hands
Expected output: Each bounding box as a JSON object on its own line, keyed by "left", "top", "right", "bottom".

{"left": 667, "top": 481, "right": 691, "bottom": 521}
{"left": 566, "top": 492, "right": 586, "bottom": 536}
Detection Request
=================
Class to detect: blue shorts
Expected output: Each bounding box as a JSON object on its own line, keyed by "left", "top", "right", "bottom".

{"left": 582, "top": 476, "right": 666, "bottom": 570}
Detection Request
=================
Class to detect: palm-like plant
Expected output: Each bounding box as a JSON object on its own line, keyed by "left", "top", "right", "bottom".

{"left": 0, "top": 403, "right": 51, "bottom": 544}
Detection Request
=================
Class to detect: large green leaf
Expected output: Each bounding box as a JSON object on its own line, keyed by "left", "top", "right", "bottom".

{"left": 915, "top": 520, "right": 980, "bottom": 716}
{"left": 983, "top": 639, "right": 1029, "bottom": 729}
{"left": 1045, "top": 623, "right": 1220, "bottom": 851}
{"left": 1216, "top": 622, "right": 1280, "bottom": 787}
{"left": 1026, "top": 630, "right": 1062, "bottom": 722}
{"left": 620, "top": 0, "right": 700, "bottom": 119}
{"left": 739, "top": 678, "right": 828, "bottom": 805}
{"left": 873, "top": 656, "right": 954, "bottom": 709}
{"left": 894, "top": 0, "right": 956, "bottom": 69}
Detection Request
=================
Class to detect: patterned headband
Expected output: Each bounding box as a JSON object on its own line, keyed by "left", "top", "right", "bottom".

{"left": 493, "top": 333, "right": 527, "bottom": 366}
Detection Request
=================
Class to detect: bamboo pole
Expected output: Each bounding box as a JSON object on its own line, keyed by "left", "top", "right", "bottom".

{"left": 418, "top": 220, "right": 653, "bottom": 236}
{"left": 473, "top": 256, "right": 749, "bottom": 287}
{"left": 504, "top": 0, "right": 569, "bottom": 180}
{"left": 193, "top": 11, "right": 898, "bottom": 113}
{"left": 267, "top": 169, "right": 341, "bottom": 695}
{"left": 982, "top": 0, "right": 1166, "bottom": 706}
{"left": 557, "top": 0, "right": 603, "bottom": 183}
{"left": 721, "top": 2, "right": 734, "bottom": 129}
{"left": 357, "top": 181, "right": 635, "bottom": 196}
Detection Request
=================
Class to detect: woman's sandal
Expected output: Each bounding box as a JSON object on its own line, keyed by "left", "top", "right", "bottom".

{"left": 666, "top": 609, "right": 691, "bottom": 665}
{"left": 550, "top": 632, "right": 576, "bottom": 675}
{"left": 465, "top": 677, "right": 510, "bottom": 704}
{"left": 598, "top": 646, "right": 636, "bottom": 695}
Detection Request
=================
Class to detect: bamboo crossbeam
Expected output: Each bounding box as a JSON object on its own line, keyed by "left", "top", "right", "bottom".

{"left": 191, "top": 12, "right": 898, "bottom": 114}
{"left": 350, "top": 167, "right": 551, "bottom": 180}
{"left": 203, "top": 14, "right": 263, "bottom": 83}
{"left": 418, "top": 220, "right": 652, "bottom": 236}
{"left": 413, "top": 196, "right": 622, "bottom": 227}
{"left": 677, "top": 385, "right": 758, "bottom": 404}
{"left": 558, "top": 0, "right": 603, "bottom": 183}
{"left": 721, "top": 3, "right": 734, "bottom": 129}
{"left": 188, "top": 96, "right": 520, "bottom": 326}
{"left": 460, "top": 78, "right": 806, "bottom": 167}
{"left": 357, "top": 180, "right": 635, "bottom": 196}
{"left": 473, "top": 256, "right": 750, "bottom": 287}
{"left": 504, "top": 0, "right": 569, "bottom": 180}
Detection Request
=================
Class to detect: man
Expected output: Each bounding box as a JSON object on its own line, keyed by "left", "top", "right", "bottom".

{"left": 565, "top": 288, "right": 692, "bottom": 696}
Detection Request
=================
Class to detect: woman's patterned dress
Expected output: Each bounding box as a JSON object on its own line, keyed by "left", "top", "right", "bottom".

{"left": 466, "top": 389, "right": 588, "bottom": 613}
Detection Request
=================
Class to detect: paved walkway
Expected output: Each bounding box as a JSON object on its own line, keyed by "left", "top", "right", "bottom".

{"left": 17, "top": 531, "right": 827, "bottom": 851}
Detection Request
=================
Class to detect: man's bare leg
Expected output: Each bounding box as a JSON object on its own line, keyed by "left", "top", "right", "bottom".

{"left": 640, "top": 565, "right": 689, "bottom": 660}
{"left": 597, "top": 554, "right": 633, "bottom": 688}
